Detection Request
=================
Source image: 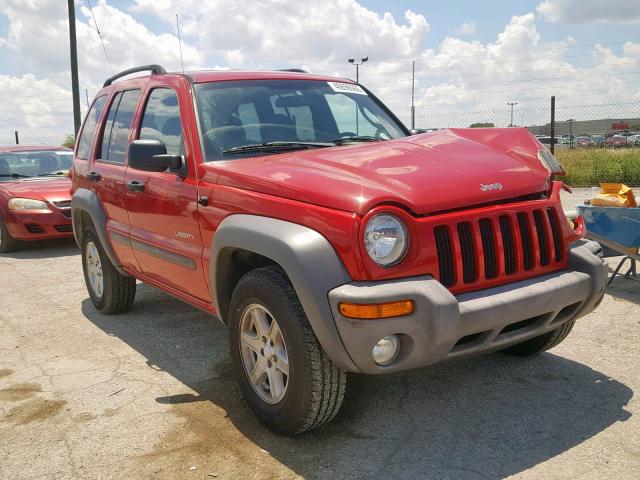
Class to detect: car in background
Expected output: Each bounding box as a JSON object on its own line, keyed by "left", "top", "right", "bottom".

{"left": 537, "top": 136, "right": 569, "bottom": 149}
{"left": 626, "top": 134, "right": 640, "bottom": 146}
{"left": 0, "top": 146, "right": 73, "bottom": 252}
{"left": 575, "top": 136, "right": 594, "bottom": 147}
{"left": 591, "top": 135, "right": 606, "bottom": 147}
{"left": 609, "top": 135, "right": 628, "bottom": 148}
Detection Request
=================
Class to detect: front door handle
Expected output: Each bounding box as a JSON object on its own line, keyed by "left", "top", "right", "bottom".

{"left": 126, "top": 180, "right": 145, "bottom": 192}
{"left": 87, "top": 171, "right": 102, "bottom": 182}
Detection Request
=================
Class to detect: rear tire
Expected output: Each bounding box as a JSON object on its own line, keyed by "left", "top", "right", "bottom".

{"left": 0, "top": 216, "right": 19, "bottom": 253}
{"left": 228, "top": 266, "right": 346, "bottom": 434}
{"left": 81, "top": 228, "right": 136, "bottom": 314}
{"left": 501, "top": 320, "right": 576, "bottom": 356}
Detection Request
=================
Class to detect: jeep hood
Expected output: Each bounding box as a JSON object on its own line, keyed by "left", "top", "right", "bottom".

{"left": 0, "top": 178, "right": 71, "bottom": 203}
{"left": 211, "top": 128, "right": 551, "bottom": 215}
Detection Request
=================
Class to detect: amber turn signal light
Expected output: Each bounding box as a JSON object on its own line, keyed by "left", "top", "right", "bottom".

{"left": 339, "top": 300, "right": 414, "bottom": 319}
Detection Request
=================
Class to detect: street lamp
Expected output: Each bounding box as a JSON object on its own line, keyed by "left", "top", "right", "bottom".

{"left": 348, "top": 56, "right": 368, "bottom": 83}
{"left": 507, "top": 102, "right": 518, "bottom": 127}
{"left": 348, "top": 57, "right": 368, "bottom": 134}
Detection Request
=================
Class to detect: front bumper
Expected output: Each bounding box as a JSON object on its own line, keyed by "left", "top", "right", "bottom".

{"left": 329, "top": 242, "right": 607, "bottom": 374}
{"left": 5, "top": 209, "right": 73, "bottom": 240}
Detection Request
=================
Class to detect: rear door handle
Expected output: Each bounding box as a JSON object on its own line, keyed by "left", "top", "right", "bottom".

{"left": 126, "top": 180, "right": 145, "bottom": 192}
{"left": 87, "top": 171, "right": 102, "bottom": 182}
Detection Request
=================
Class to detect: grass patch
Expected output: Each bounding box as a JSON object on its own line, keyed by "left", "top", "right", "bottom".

{"left": 556, "top": 148, "right": 640, "bottom": 187}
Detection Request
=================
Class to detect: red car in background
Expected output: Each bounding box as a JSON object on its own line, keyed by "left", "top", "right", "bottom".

{"left": 609, "top": 135, "right": 628, "bottom": 148}
{"left": 0, "top": 146, "right": 74, "bottom": 252}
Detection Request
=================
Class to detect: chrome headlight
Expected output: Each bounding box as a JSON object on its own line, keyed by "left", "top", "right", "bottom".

{"left": 7, "top": 198, "right": 49, "bottom": 211}
{"left": 538, "top": 149, "right": 564, "bottom": 175}
{"left": 364, "top": 214, "right": 408, "bottom": 266}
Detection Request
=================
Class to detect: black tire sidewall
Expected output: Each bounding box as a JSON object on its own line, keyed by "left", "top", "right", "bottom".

{"left": 228, "top": 271, "right": 314, "bottom": 433}
{"left": 81, "top": 228, "right": 108, "bottom": 310}
{"left": 0, "top": 215, "right": 18, "bottom": 253}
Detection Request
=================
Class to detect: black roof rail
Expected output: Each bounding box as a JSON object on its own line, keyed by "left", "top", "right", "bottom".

{"left": 277, "top": 68, "right": 308, "bottom": 73}
{"left": 103, "top": 64, "right": 167, "bottom": 87}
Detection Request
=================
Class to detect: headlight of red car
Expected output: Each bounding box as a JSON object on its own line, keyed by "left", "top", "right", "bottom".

{"left": 537, "top": 149, "right": 564, "bottom": 175}
{"left": 7, "top": 198, "right": 49, "bottom": 211}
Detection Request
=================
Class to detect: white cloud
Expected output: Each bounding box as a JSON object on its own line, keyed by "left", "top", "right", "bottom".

{"left": 132, "top": 0, "right": 430, "bottom": 66}
{"left": 537, "top": 0, "right": 640, "bottom": 24}
{"left": 0, "top": 74, "right": 74, "bottom": 144}
{"left": 453, "top": 22, "right": 476, "bottom": 36}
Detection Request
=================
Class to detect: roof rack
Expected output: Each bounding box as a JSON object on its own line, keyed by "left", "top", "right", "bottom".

{"left": 103, "top": 64, "right": 167, "bottom": 87}
{"left": 277, "top": 68, "right": 308, "bottom": 73}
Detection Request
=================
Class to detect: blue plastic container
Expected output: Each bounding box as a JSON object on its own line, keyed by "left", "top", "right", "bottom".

{"left": 577, "top": 205, "right": 640, "bottom": 248}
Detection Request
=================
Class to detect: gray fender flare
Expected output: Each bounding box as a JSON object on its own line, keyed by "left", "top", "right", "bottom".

{"left": 71, "top": 188, "right": 127, "bottom": 276}
{"left": 211, "top": 214, "right": 358, "bottom": 372}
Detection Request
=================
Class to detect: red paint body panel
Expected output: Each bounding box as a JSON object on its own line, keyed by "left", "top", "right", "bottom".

{"left": 212, "top": 128, "right": 551, "bottom": 216}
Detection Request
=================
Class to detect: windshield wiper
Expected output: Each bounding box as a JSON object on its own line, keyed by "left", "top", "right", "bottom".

{"left": 38, "top": 171, "right": 68, "bottom": 177}
{"left": 331, "top": 135, "right": 386, "bottom": 145}
{"left": 0, "top": 173, "right": 32, "bottom": 178}
{"left": 223, "top": 141, "right": 334, "bottom": 154}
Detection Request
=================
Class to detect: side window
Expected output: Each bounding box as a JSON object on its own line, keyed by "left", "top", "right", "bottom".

{"left": 139, "top": 89, "right": 184, "bottom": 156}
{"left": 76, "top": 96, "right": 107, "bottom": 160}
{"left": 99, "top": 89, "right": 141, "bottom": 164}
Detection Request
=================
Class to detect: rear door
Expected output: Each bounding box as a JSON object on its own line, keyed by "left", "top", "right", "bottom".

{"left": 90, "top": 87, "right": 143, "bottom": 271}
{"left": 124, "top": 78, "right": 209, "bottom": 301}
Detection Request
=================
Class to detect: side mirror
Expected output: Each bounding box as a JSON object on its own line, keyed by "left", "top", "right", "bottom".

{"left": 409, "top": 128, "right": 427, "bottom": 135}
{"left": 128, "top": 139, "right": 183, "bottom": 173}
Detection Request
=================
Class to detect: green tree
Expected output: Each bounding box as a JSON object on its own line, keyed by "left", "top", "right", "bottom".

{"left": 469, "top": 122, "right": 495, "bottom": 128}
{"left": 62, "top": 134, "right": 75, "bottom": 148}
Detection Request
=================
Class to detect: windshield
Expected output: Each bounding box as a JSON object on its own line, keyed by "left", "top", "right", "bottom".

{"left": 0, "top": 150, "right": 72, "bottom": 181}
{"left": 194, "top": 79, "right": 407, "bottom": 161}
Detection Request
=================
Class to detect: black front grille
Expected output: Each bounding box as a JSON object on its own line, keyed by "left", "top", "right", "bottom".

{"left": 499, "top": 215, "right": 517, "bottom": 274}
{"left": 546, "top": 208, "right": 564, "bottom": 261}
{"left": 432, "top": 205, "right": 566, "bottom": 291}
{"left": 61, "top": 210, "right": 72, "bottom": 218}
{"left": 434, "top": 226, "right": 455, "bottom": 287}
{"left": 479, "top": 219, "right": 498, "bottom": 279}
{"left": 533, "top": 210, "right": 551, "bottom": 266}
{"left": 53, "top": 200, "right": 71, "bottom": 208}
{"left": 54, "top": 224, "right": 73, "bottom": 233}
{"left": 516, "top": 213, "right": 534, "bottom": 271}
{"left": 457, "top": 222, "right": 477, "bottom": 284}
{"left": 25, "top": 224, "right": 45, "bottom": 234}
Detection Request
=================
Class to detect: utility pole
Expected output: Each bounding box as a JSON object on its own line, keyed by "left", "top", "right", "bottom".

{"left": 507, "top": 102, "right": 517, "bottom": 127}
{"left": 550, "top": 96, "right": 556, "bottom": 154}
{"left": 411, "top": 60, "right": 415, "bottom": 130}
{"left": 68, "top": 0, "right": 81, "bottom": 135}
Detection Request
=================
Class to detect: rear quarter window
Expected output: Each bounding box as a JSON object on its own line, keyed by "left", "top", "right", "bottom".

{"left": 76, "top": 96, "right": 107, "bottom": 160}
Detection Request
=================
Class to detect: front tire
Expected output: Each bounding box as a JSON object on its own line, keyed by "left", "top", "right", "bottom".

{"left": 81, "top": 228, "right": 136, "bottom": 314}
{"left": 501, "top": 320, "right": 576, "bottom": 356}
{"left": 0, "top": 216, "right": 19, "bottom": 253}
{"left": 228, "top": 266, "right": 346, "bottom": 434}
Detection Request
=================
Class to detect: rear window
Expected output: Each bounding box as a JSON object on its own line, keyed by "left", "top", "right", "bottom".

{"left": 76, "top": 96, "right": 107, "bottom": 160}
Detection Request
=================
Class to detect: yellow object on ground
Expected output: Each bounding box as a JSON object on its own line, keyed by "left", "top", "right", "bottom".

{"left": 591, "top": 183, "right": 637, "bottom": 208}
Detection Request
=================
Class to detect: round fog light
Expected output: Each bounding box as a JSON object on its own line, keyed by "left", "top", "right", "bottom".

{"left": 372, "top": 335, "right": 400, "bottom": 366}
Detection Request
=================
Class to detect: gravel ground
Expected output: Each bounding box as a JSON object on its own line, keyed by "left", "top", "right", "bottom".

{"left": 1, "top": 188, "right": 638, "bottom": 480}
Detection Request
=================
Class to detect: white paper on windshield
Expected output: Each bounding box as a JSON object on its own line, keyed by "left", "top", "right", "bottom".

{"left": 327, "top": 81, "right": 367, "bottom": 95}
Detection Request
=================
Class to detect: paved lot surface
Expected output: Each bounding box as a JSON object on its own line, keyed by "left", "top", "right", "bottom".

{"left": 1, "top": 188, "right": 638, "bottom": 479}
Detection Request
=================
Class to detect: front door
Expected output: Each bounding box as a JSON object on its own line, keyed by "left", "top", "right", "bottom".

{"left": 124, "top": 85, "right": 209, "bottom": 301}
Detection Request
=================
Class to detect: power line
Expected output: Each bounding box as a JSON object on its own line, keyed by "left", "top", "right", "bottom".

{"left": 86, "top": 0, "right": 114, "bottom": 75}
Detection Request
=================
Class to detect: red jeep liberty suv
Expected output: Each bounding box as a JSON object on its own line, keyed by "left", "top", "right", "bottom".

{"left": 71, "top": 65, "right": 606, "bottom": 433}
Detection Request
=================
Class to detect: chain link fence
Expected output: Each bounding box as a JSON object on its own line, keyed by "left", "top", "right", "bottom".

{"left": 0, "top": 132, "right": 73, "bottom": 148}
